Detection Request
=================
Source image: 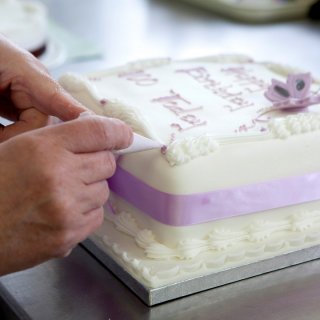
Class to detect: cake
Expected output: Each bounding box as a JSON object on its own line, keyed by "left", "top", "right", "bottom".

{"left": 0, "top": 0, "right": 48, "bottom": 57}
{"left": 59, "top": 55, "right": 320, "bottom": 290}
{"left": 177, "top": 0, "right": 317, "bottom": 22}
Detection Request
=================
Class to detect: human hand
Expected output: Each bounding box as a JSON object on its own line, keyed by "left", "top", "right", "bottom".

{"left": 0, "top": 115, "right": 132, "bottom": 275}
{"left": 0, "top": 34, "right": 88, "bottom": 141}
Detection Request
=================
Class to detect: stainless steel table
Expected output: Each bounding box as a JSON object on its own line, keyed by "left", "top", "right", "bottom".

{"left": 2, "top": 245, "right": 320, "bottom": 320}
{"left": 1, "top": 0, "right": 320, "bottom": 318}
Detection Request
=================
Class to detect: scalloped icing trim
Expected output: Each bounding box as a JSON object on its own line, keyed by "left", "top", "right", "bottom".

{"left": 106, "top": 210, "right": 320, "bottom": 260}
{"left": 99, "top": 210, "right": 320, "bottom": 287}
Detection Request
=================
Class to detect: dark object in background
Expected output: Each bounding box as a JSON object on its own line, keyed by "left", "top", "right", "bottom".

{"left": 309, "top": 0, "right": 320, "bottom": 20}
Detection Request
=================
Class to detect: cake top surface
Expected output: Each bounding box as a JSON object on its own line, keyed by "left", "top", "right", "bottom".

{"left": 0, "top": 0, "right": 47, "bottom": 51}
{"left": 59, "top": 55, "right": 320, "bottom": 195}
{"left": 60, "top": 55, "right": 320, "bottom": 166}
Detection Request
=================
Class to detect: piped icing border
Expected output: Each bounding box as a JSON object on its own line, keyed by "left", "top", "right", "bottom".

{"left": 269, "top": 113, "right": 320, "bottom": 139}
{"left": 164, "top": 112, "right": 320, "bottom": 165}
{"left": 106, "top": 209, "right": 320, "bottom": 260}
{"left": 97, "top": 209, "right": 320, "bottom": 287}
{"left": 164, "top": 135, "right": 220, "bottom": 166}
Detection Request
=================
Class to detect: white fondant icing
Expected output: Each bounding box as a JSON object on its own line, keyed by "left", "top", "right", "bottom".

{"left": 60, "top": 56, "right": 320, "bottom": 288}
{"left": 59, "top": 55, "right": 320, "bottom": 166}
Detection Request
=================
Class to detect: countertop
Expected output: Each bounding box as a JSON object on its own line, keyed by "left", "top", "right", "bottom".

{"left": 2, "top": 245, "right": 320, "bottom": 320}
{"left": 1, "top": 0, "right": 320, "bottom": 319}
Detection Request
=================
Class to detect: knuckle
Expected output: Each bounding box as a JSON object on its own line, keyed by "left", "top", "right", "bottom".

{"left": 104, "top": 152, "right": 116, "bottom": 176}
{"left": 91, "top": 117, "right": 132, "bottom": 149}
{"left": 49, "top": 198, "right": 75, "bottom": 227}
{"left": 111, "top": 118, "right": 133, "bottom": 145}
{"left": 98, "top": 182, "right": 110, "bottom": 205}
{"left": 15, "top": 134, "right": 53, "bottom": 171}
{"left": 91, "top": 182, "right": 109, "bottom": 208}
{"left": 50, "top": 207, "right": 69, "bottom": 226}
{"left": 88, "top": 207, "right": 105, "bottom": 231}
{"left": 94, "top": 208, "right": 105, "bottom": 227}
{"left": 96, "top": 118, "right": 114, "bottom": 144}
{"left": 39, "top": 170, "right": 63, "bottom": 196}
{"left": 19, "top": 133, "right": 41, "bottom": 151}
{"left": 51, "top": 231, "right": 73, "bottom": 257}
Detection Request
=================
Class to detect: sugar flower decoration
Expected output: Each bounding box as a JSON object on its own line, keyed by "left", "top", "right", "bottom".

{"left": 264, "top": 73, "right": 320, "bottom": 109}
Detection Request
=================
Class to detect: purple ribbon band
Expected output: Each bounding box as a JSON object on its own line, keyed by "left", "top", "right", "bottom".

{"left": 108, "top": 166, "right": 320, "bottom": 226}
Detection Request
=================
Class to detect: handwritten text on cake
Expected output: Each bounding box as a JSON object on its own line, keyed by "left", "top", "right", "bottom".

{"left": 117, "top": 66, "right": 271, "bottom": 135}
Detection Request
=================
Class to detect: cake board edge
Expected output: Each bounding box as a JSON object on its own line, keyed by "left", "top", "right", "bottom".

{"left": 82, "top": 238, "right": 320, "bottom": 306}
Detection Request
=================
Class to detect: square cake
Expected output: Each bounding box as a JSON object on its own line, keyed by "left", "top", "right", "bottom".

{"left": 59, "top": 55, "right": 320, "bottom": 293}
{"left": 177, "top": 0, "right": 317, "bottom": 23}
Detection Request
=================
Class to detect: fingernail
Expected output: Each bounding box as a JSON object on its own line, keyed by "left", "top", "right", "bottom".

{"left": 78, "top": 110, "right": 96, "bottom": 118}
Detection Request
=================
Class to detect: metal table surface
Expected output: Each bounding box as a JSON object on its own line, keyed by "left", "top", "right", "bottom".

{"left": 1, "top": 0, "right": 320, "bottom": 319}
{"left": 2, "top": 245, "right": 320, "bottom": 320}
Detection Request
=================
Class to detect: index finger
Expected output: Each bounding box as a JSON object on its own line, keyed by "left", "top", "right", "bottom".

{"left": 29, "top": 74, "right": 88, "bottom": 121}
{"left": 43, "top": 115, "right": 133, "bottom": 153}
{"left": 0, "top": 36, "right": 87, "bottom": 121}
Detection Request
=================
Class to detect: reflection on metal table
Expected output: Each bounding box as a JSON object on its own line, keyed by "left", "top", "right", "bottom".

{"left": 1, "top": 245, "right": 320, "bottom": 320}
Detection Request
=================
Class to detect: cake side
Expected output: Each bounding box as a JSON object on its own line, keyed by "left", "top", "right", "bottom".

{"left": 107, "top": 192, "right": 320, "bottom": 249}
{"left": 116, "top": 128, "right": 320, "bottom": 194}
{"left": 89, "top": 198, "right": 320, "bottom": 288}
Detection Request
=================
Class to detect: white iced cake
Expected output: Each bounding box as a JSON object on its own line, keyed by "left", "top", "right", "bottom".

{"left": 59, "top": 55, "right": 320, "bottom": 288}
{"left": 178, "top": 0, "right": 317, "bottom": 23}
{"left": 0, "top": 0, "right": 48, "bottom": 56}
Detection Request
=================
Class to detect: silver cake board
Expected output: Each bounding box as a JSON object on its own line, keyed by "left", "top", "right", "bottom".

{"left": 82, "top": 239, "right": 320, "bottom": 306}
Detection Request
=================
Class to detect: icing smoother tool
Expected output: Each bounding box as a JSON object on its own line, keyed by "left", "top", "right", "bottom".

{"left": 114, "top": 133, "right": 164, "bottom": 155}
{"left": 78, "top": 111, "right": 164, "bottom": 155}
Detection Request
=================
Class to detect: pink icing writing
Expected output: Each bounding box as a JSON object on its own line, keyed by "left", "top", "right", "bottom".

{"left": 152, "top": 90, "right": 207, "bottom": 133}
{"left": 221, "top": 67, "right": 268, "bottom": 93}
{"left": 235, "top": 118, "right": 267, "bottom": 133}
{"left": 171, "top": 118, "right": 207, "bottom": 132}
{"left": 176, "top": 67, "right": 253, "bottom": 111}
{"left": 118, "top": 70, "right": 158, "bottom": 86}
{"left": 100, "top": 98, "right": 108, "bottom": 105}
{"left": 224, "top": 97, "right": 254, "bottom": 112}
{"left": 152, "top": 90, "right": 203, "bottom": 115}
{"left": 161, "top": 145, "right": 168, "bottom": 154}
{"left": 208, "top": 85, "right": 242, "bottom": 99}
{"left": 235, "top": 119, "right": 257, "bottom": 133}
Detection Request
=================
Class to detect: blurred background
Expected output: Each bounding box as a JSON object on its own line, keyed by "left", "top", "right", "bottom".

{"left": 21, "top": 0, "right": 320, "bottom": 77}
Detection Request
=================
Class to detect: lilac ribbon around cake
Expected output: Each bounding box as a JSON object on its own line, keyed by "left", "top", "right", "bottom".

{"left": 108, "top": 167, "right": 320, "bottom": 226}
